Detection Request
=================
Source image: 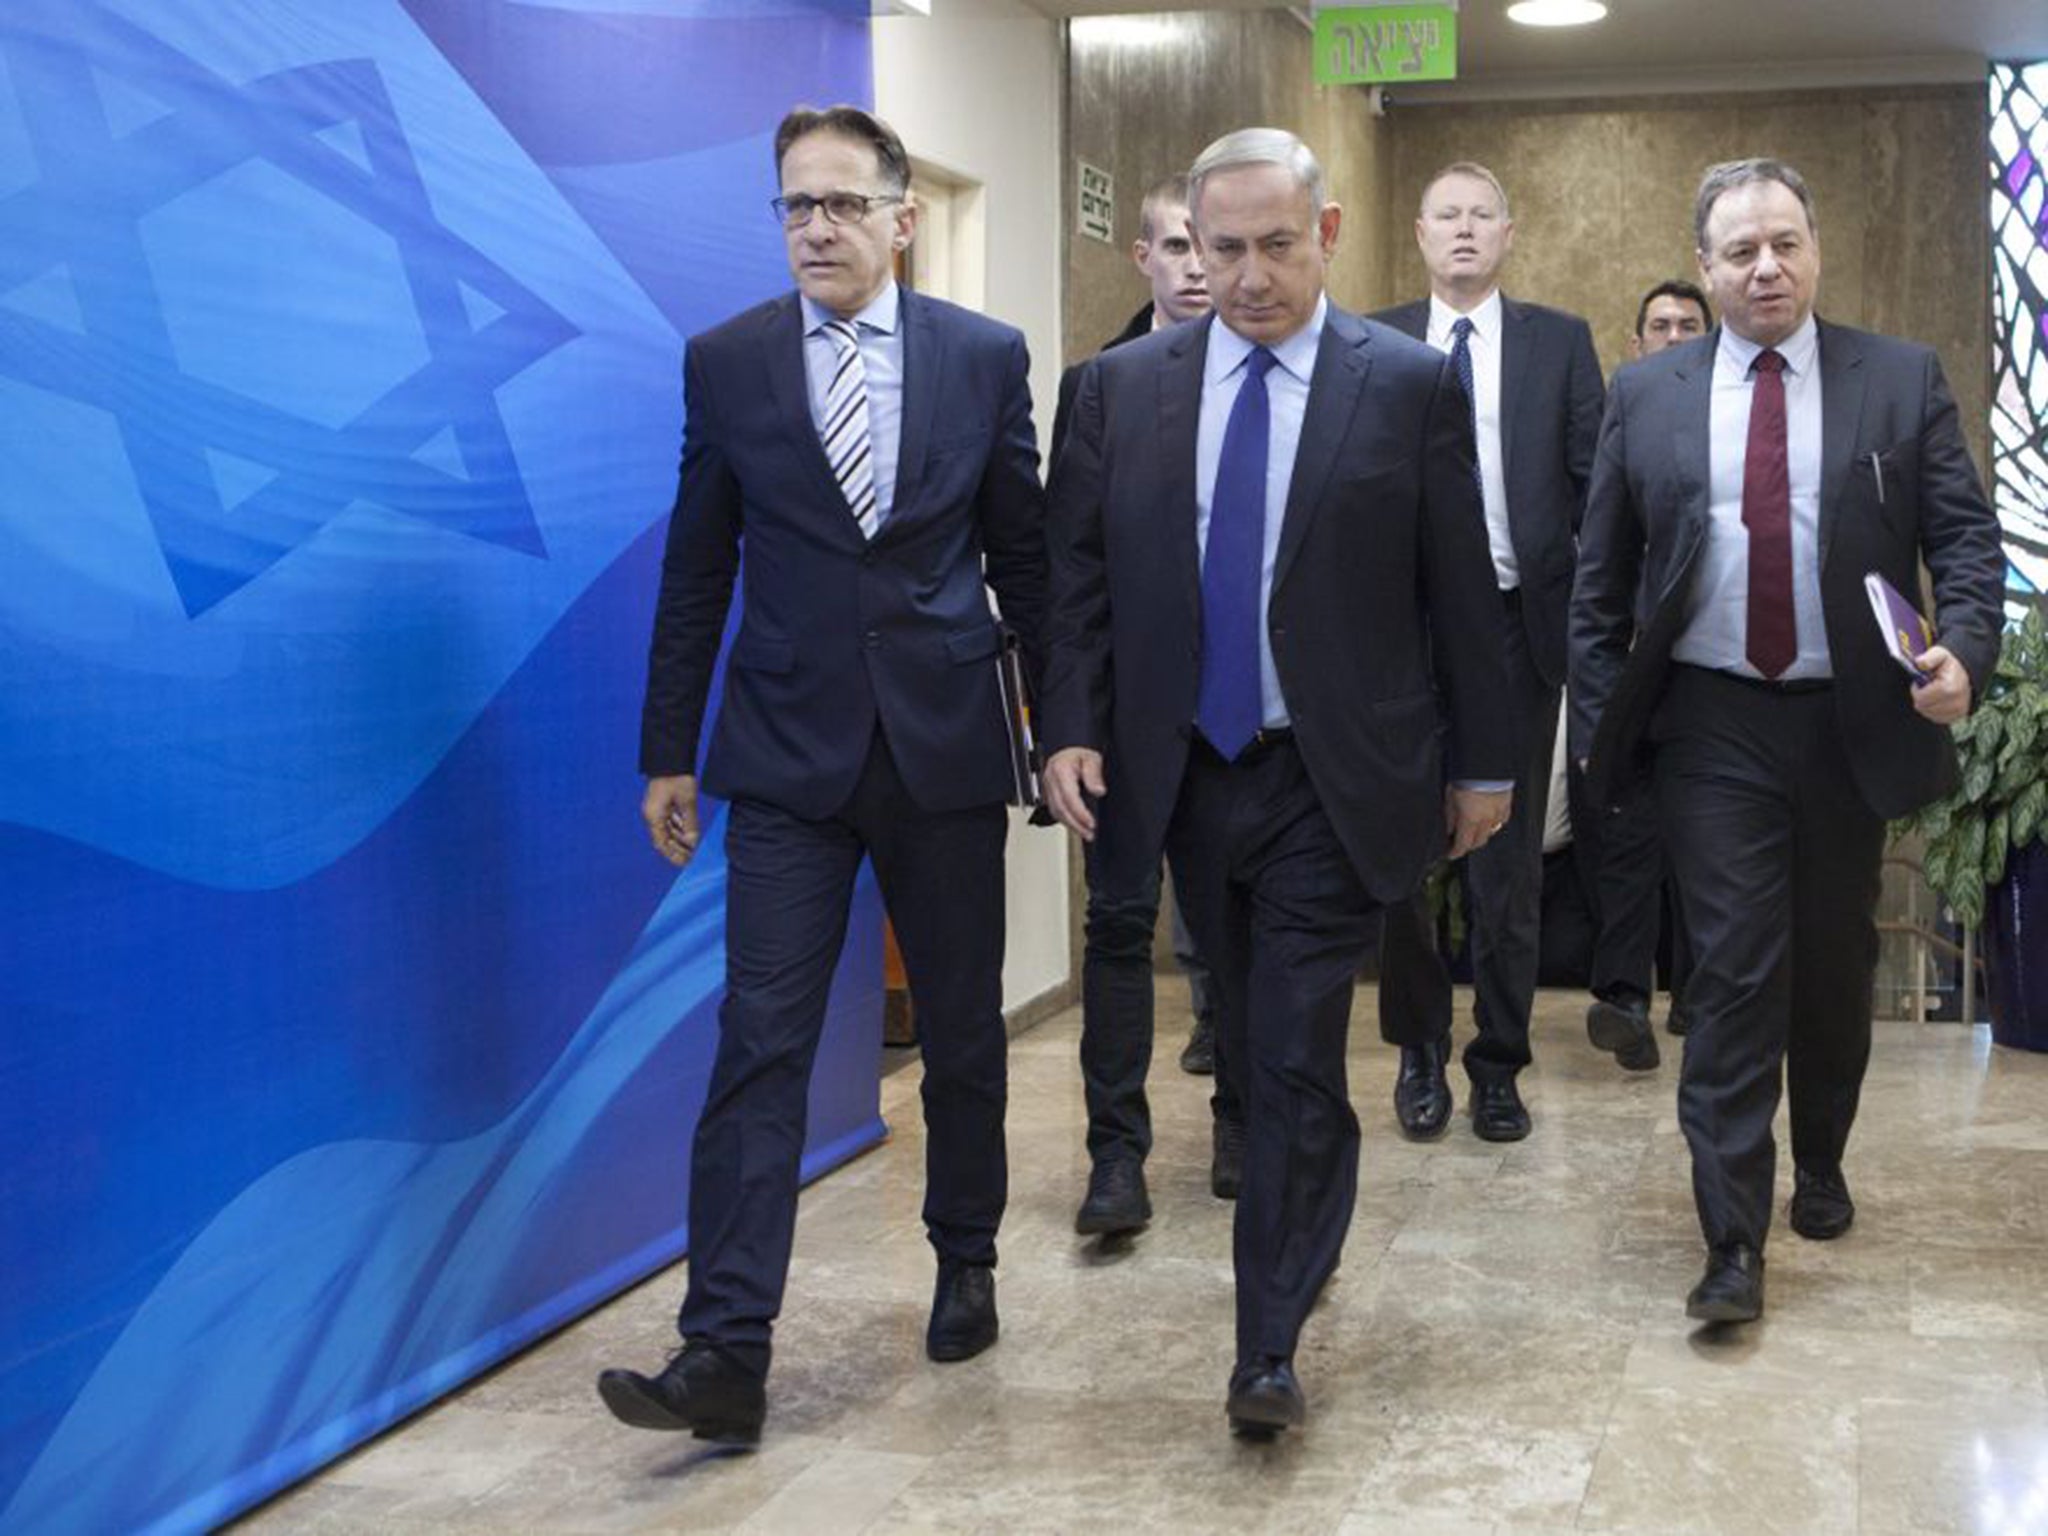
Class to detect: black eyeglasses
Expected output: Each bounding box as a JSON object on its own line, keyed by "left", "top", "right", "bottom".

{"left": 771, "top": 191, "right": 903, "bottom": 229}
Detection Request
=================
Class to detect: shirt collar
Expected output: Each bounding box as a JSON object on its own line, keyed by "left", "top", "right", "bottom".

{"left": 1206, "top": 292, "right": 1328, "bottom": 387}
{"left": 802, "top": 280, "right": 900, "bottom": 338}
{"left": 1428, "top": 288, "right": 1501, "bottom": 345}
{"left": 1717, "top": 311, "right": 1818, "bottom": 378}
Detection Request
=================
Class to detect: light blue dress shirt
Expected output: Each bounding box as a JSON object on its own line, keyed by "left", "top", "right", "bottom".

{"left": 1674, "top": 313, "right": 1832, "bottom": 679}
{"left": 800, "top": 283, "right": 904, "bottom": 527}
{"left": 1196, "top": 296, "right": 1326, "bottom": 730}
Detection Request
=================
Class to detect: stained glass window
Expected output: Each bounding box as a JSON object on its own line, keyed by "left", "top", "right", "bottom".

{"left": 1991, "top": 62, "right": 2048, "bottom": 613}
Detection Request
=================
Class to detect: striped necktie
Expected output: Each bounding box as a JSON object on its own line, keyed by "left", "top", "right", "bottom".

{"left": 821, "top": 318, "right": 879, "bottom": 539}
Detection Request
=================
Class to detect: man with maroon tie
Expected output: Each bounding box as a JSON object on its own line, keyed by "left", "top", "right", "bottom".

{"left": 1569, "top": 159, "right": 2004, "bottom": 1323}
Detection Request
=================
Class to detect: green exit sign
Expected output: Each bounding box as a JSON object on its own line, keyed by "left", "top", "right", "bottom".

{"left": 1314, "top": 4, "right": 1458, "bottom": 86}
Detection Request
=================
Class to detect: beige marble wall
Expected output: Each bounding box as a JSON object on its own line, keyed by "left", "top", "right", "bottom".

{"left": 1379, "top": 85, "right": 1991, "bottom": 469}
{"left": 1063, "top": 10, "right": 1391, "bottom": 364}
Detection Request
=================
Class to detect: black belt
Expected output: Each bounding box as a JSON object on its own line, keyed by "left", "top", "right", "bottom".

{"left": 1192, "top": 726, "right": 1295, "bottom": 763}
{"left": 1677, "top": 663, "right": 1833, "bottom": 696}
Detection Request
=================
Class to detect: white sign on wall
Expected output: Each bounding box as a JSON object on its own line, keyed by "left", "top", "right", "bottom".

{"left": 1077, "top": 161, "right": 1114, "bottom": 244}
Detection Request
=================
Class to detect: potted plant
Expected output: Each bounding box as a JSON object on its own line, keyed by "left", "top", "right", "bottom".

{"left": 1896, "top": 602, "right": 2048, "bottom": 1048}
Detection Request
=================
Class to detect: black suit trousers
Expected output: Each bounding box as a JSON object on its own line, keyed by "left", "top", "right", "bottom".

{"left": 1569, "top": 763, "right": 1692, "bottom": 1010}
{"left": 1079, "top": 846, "right": 1235, "bottom": 1164}
{"left": 1654, "top": 667, "right": 1884, "bottom": 1251}
{"left": 678, "top": 729, "right": 1008, "bottom": 1357}
{"left": 1167, "top": 737, "right": 1378, "bottom": 1365}
{"left": 1378, "top": 592, "right": 1558, "bottom": 1080}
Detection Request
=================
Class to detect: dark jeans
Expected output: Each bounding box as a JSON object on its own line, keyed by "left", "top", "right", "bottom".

{"left": 678, "top": 729, "right": 1008, "bottom": 1364}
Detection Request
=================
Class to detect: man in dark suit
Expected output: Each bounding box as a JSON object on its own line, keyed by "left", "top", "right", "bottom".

{"left": 1042, "top": 127, "right": 1515, "bottom": 1435}
{"left": 1571, "top": 158, "right": 2004, "bottom": 1323}
{"left": 1566, "top": 280, "right": 1716, "bottom": 1055}
{"left": 1048, "top": 173, "right": 1234, "bottom": 1239}
{"left": 597, "top": 105, "right": 1045, "bottom": 1443}
{"left": 1372, "top": 163, "right": 1608, "bottom": 1143}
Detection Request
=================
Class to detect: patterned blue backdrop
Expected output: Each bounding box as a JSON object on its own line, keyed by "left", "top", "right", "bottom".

{"left": 0, "top": 4, "right": 879, "bottom": 1532}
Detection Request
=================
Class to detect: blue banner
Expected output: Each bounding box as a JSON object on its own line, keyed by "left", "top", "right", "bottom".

{"left": 0, "top": 4, "right": 878, "bottom": 1531}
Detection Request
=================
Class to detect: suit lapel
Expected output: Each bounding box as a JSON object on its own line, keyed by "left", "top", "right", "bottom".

{"left": 891, "top": 290, "right": 940, "bottom": 529}
{"left": 1498, "top": 297, "right": 1530, "bottom": 485}
{"left": 1162, "top": 318, "right": 1209, "bottom": 621}
{"left": 1274, "top": 307, "right": 1372, "bottom": 595}
{"left": 1670, "top": 337, "right": 1715, "bottom": 556}
{"left": 1815, "top": 319, "right": 1867, "bottom": 571}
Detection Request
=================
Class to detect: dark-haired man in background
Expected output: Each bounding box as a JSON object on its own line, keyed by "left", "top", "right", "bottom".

{"left": 1050, "top": 173, "right": 1234, "bottom": 1239}
{"left": 598, "top": 104, "right": 1045, "bottom": 1443}
{"left": 1571, "top": 158, "right": 2003, "bottom": 1323}
{"left": 1567, "top": 278, "right": 1716, "bottom": 1064}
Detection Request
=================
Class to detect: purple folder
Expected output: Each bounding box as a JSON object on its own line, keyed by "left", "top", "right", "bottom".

{"left": 1863, "top": 571, "right": 1934, "bottom": 683}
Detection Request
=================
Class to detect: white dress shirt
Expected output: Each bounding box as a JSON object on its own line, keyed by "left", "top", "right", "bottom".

{"left": 1673, "top": 313, "right": 1832, "bottom": 679}
{"left": 1426, "top": 290, "right": 1517, "bottom": 589}
{"left": 1195, "top": 296, "right": 1327, "bottom": 731}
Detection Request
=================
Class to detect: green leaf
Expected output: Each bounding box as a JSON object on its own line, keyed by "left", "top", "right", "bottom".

{"left": 2014, "top": 780, "right": 2048, "bottom": 846}
{"left": 1977, "top": 708, "right": 2008, "bottom": 757}
{"left": 1987, "top": 810, "right": 2011, "bottom": 888}
{"left": 1962, "top": 756, "right": 1996, "bottom": 805}
{"left": 1960, "top": 814, "right": 1987, "bottom": 893}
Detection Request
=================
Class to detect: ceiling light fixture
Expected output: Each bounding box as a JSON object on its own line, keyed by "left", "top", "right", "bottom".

{"left": 1506, "top": 0, "right": 1608, "bottom": 25}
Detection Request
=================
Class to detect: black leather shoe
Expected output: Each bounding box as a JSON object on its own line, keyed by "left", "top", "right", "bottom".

{"left": 1211, "top": 1114, "right": 1246, "bottom": 1200}
{"left": 1789, "top": 1165, "right": 1855, "bottom": 1241}
{"left": 1587, "top": 998, "right": 1660, "bottom": 1072}
{"left": 1226, "top": 1357, "right": 1306, "bottom": 1438}
{"left": 1075, "top": 1157, "right": 1151, "bottom": 1235}
{"left": 1686, "top": 1242, "right": 1764, "bottom": 1323}
{"left": 597, "top": 1342, "right": 767, "bottom": 1444}
{"left": 1393, "top": 1038, "right": 1453, "bottom": 1141}
{"left": 1469, "top": 1076, "right": 1531, "bottom": 1141}
{"left": 1665, "top": 1002, "right": 1691, "bottom": 1037}
{"left": 926, "top": 1262, "right": 998, "bottom": 1362}
{"left": 1179, "top": 1014, "right": 1216, "bottom": 1075}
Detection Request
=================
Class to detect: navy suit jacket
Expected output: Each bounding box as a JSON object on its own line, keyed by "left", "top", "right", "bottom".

{"left": 1371, "top": 297, "right": 1604, "bottom": 688}
{"left": 1041, "top": 305, "right": 1517, "bottom": 902}
{"left": 1568, "top": 320, "right": 2006, "bottom": 818}
{"left": 639, "top": 288, "right": 1046, "bottom": 818}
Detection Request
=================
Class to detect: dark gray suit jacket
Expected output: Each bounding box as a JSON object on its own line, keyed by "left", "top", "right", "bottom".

{"left": 1568, "top": 320, "right": 2006, "bottom": 818}
{"left": 1371, "top": 296, "right": 1605, "bottom": 688}
{"left": 1041, "top": 305, "right": 1517, "bottom": 902}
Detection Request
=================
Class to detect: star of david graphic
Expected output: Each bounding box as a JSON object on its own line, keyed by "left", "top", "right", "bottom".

{"left": 0, "top": 11, "right": 576, "bottom": 617}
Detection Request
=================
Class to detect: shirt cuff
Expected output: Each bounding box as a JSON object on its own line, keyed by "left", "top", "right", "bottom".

{"left": 1452, "top": 779, "right": 1514, "bottom": 793}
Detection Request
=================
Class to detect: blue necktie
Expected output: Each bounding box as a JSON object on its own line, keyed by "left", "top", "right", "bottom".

{"left": 1197, "top": 346, "right": 1277, "bottom": 761}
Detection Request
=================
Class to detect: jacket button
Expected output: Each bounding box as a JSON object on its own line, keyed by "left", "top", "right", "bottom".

{"left": 861, "top": 550, "right": 876, "bottom": 566}
{"left": 864, "top": 630, "right": 881, "bottom": 648}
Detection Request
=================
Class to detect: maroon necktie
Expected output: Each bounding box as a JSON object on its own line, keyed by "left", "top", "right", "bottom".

{"left": 1742, "top": 349, "right": 1796, "bottom": 678}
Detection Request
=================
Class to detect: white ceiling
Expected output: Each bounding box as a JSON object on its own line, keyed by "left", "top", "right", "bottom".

{"left": 1033, "top": 0, "right": 2048, "bottom": 99}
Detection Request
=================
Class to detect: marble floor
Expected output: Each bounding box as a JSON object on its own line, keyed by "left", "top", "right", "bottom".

{"left": 239, "top": 987, "right": 2048, "bottom": 1536}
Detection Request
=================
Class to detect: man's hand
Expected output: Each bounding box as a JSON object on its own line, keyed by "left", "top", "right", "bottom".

{"left": 1446, "top": 785, "right": 1513, "bottom": 861}
{"left": 1044, "top": 747, "right": 1106, "bottom": 841}
{"left": 1910, "top": 644, "right": 1973, "bottom": 725}
{"left": 643, "top": 774, "right": 702, "bottom": 868}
